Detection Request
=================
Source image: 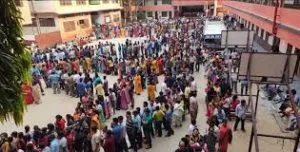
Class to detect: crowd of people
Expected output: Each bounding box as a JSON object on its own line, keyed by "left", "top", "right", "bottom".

{"left": 1, "top": 16, "right": 300, "bottom": 152}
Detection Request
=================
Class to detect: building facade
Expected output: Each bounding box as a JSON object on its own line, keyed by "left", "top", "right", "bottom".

{"left": 23, "top": 0, "right": 122, "bottom": 48}
{"left": 131, "top": 0, "right": 217, "bottom": 19}
{"left": 223, "top": 0, "right": 300, "bottom": 54}
{"left": 16, "top": 0, "right": 32, "bottom": 25}
{"left": 223, "top": 0, "right": 300, "bottom": 76}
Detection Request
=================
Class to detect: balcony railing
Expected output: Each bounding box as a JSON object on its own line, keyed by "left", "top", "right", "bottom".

{"left": 230, "top": 0, "right": 300, "bottom": 9}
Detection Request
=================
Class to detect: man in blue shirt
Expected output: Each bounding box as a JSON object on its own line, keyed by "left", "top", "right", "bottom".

{"left": 133, "top": 110, "right": 142, "bottom": 149}
{"left": 49, "top": 134, "right": 59, "bottom": 152}
{"left": 111, "top": 118, "right": 122, "bottom": 151}
{"left": 48, "top": 71, "right": 60, "bottom": 94}
{"left": 76, "top": 78, "right": 86, "bottom": 101}
{"left": 234, "top": 99, "right": 247, "bottom": 132}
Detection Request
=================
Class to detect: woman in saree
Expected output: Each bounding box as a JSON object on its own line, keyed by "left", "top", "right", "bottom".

{"left": 147, "top": 80, "right": 156, "bottom": 103}
{"left": 134, "top": 73, "right": 142, "bottom": 95}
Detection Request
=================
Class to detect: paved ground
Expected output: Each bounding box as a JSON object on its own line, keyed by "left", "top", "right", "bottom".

{"left": 0, "top": 37, "right": 298, "bottom": 151}
{"left": 0, "top": 66, "right": 296, "bottom": 151}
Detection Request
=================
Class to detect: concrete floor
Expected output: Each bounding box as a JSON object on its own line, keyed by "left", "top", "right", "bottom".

{"left": 0, "top": 67, "right": 296, "bottom": 151}
{"left": 0, "top": 37, "right": 297, "bottom": 151}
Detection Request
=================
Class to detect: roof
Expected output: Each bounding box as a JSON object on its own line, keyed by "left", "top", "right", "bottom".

{"left": 203, "top": 20, "right": 227, "bottom": 36}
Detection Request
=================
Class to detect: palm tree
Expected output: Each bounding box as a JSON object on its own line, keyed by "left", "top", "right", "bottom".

{"left": 0, "top": 0, "right": 31, "bottom": 125}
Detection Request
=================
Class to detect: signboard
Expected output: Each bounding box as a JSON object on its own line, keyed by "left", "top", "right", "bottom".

{"left": 221, "top": 30, "right": 254, "bottom": 48}
{"left": 238, "top": 52, "right": 299, "bottom": 83}
{"left": 204, "top": 35, "right": 222, "bottom": 39}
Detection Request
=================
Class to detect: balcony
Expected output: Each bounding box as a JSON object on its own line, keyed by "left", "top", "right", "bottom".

{"left": 29, "top": 0, "right": 122, "bottom": 15}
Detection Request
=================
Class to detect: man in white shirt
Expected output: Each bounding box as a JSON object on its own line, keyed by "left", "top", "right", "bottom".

{"left": 234, "top": 99, "right": 247, "bottom": 131}
{"left": 190, "top": 77, "right": 197, "bottom": 93}
{"left": 188, "top": 119, "right": 197, "bottom": 135}
{"left": 91, "top": 126, "right": 101, "bottom": 152}
{"left": 161, "top": 80, "right": 168, "bottom": 95}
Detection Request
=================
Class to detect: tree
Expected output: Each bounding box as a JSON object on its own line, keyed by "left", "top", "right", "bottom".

{"left": 0, "top": 0, "right": 31, "bottom": 125}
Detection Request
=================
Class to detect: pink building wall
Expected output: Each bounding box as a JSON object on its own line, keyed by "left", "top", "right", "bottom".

{"left": 224, "top": 1, "right": 300, "bottom": 49}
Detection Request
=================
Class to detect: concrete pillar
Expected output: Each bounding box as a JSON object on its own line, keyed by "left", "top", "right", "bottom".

{"left": 214, "top": 0, "right": 217, "bottom": 16}
{"left": 204, "top": 4, "right": 209, "bottom": 16}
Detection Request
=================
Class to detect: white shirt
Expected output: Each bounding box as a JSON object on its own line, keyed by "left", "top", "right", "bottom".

{"left": 161, "top": 82, "right": 168, "bottom": 95}
{"left": 223, "top": 97, "right": 232, "bottom": 108}
{"left": 58, "top": 51, "right": 65, "bottom": 60}
{"left": 235, "top": 104, "right": 247, "bottom": 118}
{"left": 59, "top": 137, "right": 68, "bottom": 151}
{"left": 188, "top": 124, "right": 196, "bottom": 135}
{"left": 91, "top": 130, "right": 101, "bottom": 152}
{"left": 191, "top": 81, "right": 197, "bottom": 92}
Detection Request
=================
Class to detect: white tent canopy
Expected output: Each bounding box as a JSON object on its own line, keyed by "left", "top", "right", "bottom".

{"left": 203, "top": 20, "right": 227, "bottom": 39}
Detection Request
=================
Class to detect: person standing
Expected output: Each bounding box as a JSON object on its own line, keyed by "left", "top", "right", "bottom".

{"left": 203, "top": 127, "right": 218, "bottom": 152}
{"left": 103, "top": 76, "right": 109, "bottom": 94}
{"left": 76, "top": 78, "right": 86, "bottom": 102}
{"left": 48, "top": 71, "right": 61, "bottom": 94}
{"left": 126, "top": 111, "right": 136, "bottom": 151}
{"left": 118, "top": 116, "right": 128, "bottom": 152}
{"left": 102, "top": 130, "right": 116, "bottom": 152}
{"left": 133, "top": 110, "right": 143, "bottom": 150}
{"left": 234, "top": 99, "right": 247, "bottom": 131}
{"left": 134, "top": 73, "right": 142, "bottom": 95}
{"left": 152, "top": 106, "right": 165, "bottom": 137}
{"left": 142, "top": 109, "right": 152, "bottom": 149}
{"left": 189, "top": 91, "right": 198, "bottom": 122}
{"left": 164, "top": 104, "right": 174, "bottom": 137}
{"left": 240, "top": 79, "right": 248, "bottom": 95}
{"left": 218, "top": 119, "right": 233, "bottom": 152}
{"left": 120, "top": 84, "right": 130, "bottom": 110}
{"left": 147, "top": 81, "right": 156, "bottom": 103}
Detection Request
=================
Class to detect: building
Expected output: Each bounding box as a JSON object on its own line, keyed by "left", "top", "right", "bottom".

{"left": 223, "top": 0, "right": 300, "bottom": 75}
{"left": 223, "top": 0, "right": 300, "bottom": 54}
{"left": 131, "top": 0, "right": 216, "bottom": 19}
{"left": 16, "top": 0, "right": 32, "bottom": 25}
{"left": 23, "top": 0, "right": 122, "bottom": 48}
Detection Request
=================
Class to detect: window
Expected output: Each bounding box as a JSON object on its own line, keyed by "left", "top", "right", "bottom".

{"left": 63, "top": 21, "right": 76, "bottom": 32}
{"left": 260, "top": 29, "right": 264, "bottom": 39}
{"left": 102, "top": 0, "right": 109, "bottom": 3}
{"left": 154, "top": 0, "right": 157, "bottom": 5}
{"left": 265, "top": 32, "right": 270, "bottom": 42}
{"left": 76, "top": 0, "right": 86, "bottom": 5}
{"left": 105, "top": 16, "right": 111, "bottom": 23}
{"left": 287, "top": 43, "right": 293, "bottom": 53}
{"left": 147, "top": 12, "right": 153, "bottom": 17}
{"left": 161, "top": 11, "right": 168, "bottom": 17}
{"left": 255, "top": 26, "right": 259, "bottom": 35}
{"left": 32, "top": 18, "right": 56, "bottom": 27}
{"left": 15, "top": 0, "right": 22, "bottom": 6}
{"left": 162, "top": 0, "right": 171, "bottom": 4}
{"left": 113, "top": 14, "right": 120, "bottom": 22}
{"left": 78, "top": 19, "right": 89, "bottom": 29}
{"left": 60, "top": 0, "right": 72, "bottom": 5}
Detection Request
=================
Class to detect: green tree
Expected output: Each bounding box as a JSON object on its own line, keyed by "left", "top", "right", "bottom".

{"left": 0, "top": 0, "right": 31, "bottom": 125}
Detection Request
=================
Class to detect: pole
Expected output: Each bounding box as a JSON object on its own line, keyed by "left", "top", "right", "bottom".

{"left": 249, "top": 88, "right": 259, "bottom": 152}
{"left": 248, "top": 126, "right": 254, "bottom": 152}
{"left": 255, "top": 89, "right": 260, "bottom": 116}
{"left": 272, "top": 0, "right": 279, "bottom": 35}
